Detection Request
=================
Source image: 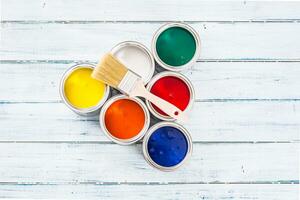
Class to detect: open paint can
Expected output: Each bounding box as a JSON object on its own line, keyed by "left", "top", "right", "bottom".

{"left": 60, "top": 63, "right": 110, "bottom": 116}
{"left": 152, "top": 22, "right": 200, "bottom": 71}
{"left": 146, "top": 71, "right": 195, "bottom": 121}
{"left": 111, "top": 41, "right": 155, "bottom": 84}
{"left": 143, "top": 121, "right": 193, "bottom": 171}
{"left": 100, "top": 95, "right": 150, "bottom": 145}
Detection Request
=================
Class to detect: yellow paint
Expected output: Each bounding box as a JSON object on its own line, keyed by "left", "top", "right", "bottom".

{"left": 64, "top": 67, "right": 106, "bottom": 109}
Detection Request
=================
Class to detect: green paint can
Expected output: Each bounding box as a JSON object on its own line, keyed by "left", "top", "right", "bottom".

{"left": 152, "top": 22, "right": 200, "bottom": 71}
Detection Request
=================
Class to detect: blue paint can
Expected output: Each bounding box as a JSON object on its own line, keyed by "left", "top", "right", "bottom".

{"left": 142, "top": 122, "right": 193, "bottom": 171}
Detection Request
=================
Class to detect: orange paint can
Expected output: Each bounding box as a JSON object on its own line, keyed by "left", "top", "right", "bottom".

{"left": 99, "top": 95, "right": 150, "bottom": 145}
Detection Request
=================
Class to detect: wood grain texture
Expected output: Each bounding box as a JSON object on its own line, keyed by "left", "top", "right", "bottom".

{"left": 0, "top": 184, "right": 298, "bottom": 199}
{"left": 2, "top": 1, "right": 300, "bottom": 21}
{"left": 1, "top": 62, "right": 300, "bottom": 101}
{"left": 1, "top": 23, "right": 300, "bottom": 60}
{"left": 1, "top": 1, "right": 299, "bottom": 199}
{"left": 0, "top": 143, "right": 298, "bottom": 183}
{"left": 0, "top": 101, "right": 299, "bottom": 142}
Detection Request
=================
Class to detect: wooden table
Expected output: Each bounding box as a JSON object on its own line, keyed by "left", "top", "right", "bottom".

{"left": 0, "top": 1, "right": 299, "bottom": 199}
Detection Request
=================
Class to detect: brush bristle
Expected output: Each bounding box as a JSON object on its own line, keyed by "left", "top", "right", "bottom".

{"left": 92, "top": 53, "right": 128, "bottom": 88}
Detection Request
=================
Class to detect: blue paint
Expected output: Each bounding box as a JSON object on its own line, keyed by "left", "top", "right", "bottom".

{"left": 147, "top": 126, "right": 188, "bottom": 167}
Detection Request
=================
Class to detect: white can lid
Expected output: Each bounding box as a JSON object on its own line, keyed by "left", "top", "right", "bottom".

{"left": 111, "top": 41, "right": 155, "bottom": 84}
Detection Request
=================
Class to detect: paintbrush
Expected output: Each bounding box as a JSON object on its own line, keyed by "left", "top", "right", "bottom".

{"left": 92, "top": 53, "right": 188, "bottom": 122}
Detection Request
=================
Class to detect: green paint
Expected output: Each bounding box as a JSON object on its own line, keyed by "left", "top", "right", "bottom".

{"left": 156, "top": 27, "right": 196, "bottom": 67}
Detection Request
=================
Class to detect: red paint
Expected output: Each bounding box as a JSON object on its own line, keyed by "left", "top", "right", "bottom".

{"left": 150, "top": 76, "right": 190, "bottom": 116}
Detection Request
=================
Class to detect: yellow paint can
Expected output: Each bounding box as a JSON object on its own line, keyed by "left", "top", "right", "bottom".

{"left": 60, "top": 63, "right": 110, "bottom": 115}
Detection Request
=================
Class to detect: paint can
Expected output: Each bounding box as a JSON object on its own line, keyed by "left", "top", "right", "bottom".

{"left": 111, "top": 41, "right": 155, "bottom": 84}
{"left": 152, "top": 22, "right": 201, "bottom": 71}
{"left": 60, "top": 63, "right": 110, "bottom": 116}
{"left": 99, "top": 94, "right": 150, "bottom": 145}
{"left": 146, "top": 71, "right": 195, "bottom": 121}
{"left": 143, "top": 121, "right": 193, "bottom": 171}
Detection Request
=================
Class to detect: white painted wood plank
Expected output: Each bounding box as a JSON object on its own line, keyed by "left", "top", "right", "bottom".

{"left": 0, "top": 184, "right": 298, "bottom": 199}
{"left": 1, "top": 62, "right": 300, "bottom": 101}
{"left": 0, "top": 101, "right": 299, "bottom": 142}
{"left": 1, "top": 23, "right": 300, "bottom": 60}
{"left": 0, "top": 143, "right": 298, "bottom": 183}
{"left": 1, "top": 1, "right": 299, "bottom": 198}
{"left": 2, "top": 1, "right": 300, "bottom": 21}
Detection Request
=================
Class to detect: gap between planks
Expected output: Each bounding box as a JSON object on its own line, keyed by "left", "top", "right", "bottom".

{"left": 1, "top": 20, "right": 300, "bottom": 24}
{"left": 0, "top": 141, "right": 298, "bottom": 144}
{"left": 1, "top": 99, "right": 300, "bottom": 104}
{"left": 0, "top": 181, "right": 298, "bottom": 186}
{"left": 1, "top": 59, "right": 300, "bottom": 64}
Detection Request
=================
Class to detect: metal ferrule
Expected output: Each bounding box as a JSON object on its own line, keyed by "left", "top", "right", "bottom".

{"left": 111, "top": 41, "right": 155, "bottom": 84}
{"left": 118, "top": 71, "right": 140, "bottom": 95}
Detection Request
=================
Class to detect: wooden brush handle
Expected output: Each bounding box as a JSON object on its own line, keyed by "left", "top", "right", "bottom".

{"left": 130, "top": 80, "right": 188, "bottom": 123}
{"left": 145, "top": 91, "right": 188, "bottom": 122}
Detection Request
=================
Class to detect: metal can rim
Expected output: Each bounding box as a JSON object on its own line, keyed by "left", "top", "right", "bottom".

{"left": 151, "top": 22, "right": 201, "bottom": 71}
{"left": 142, "top": 121, "right": 193, "bottom": 171}
{"left": 111, "top": 41, "right": 155, "bottom": 84}
{"left": 99, "top": 94, "right": 150, "bottom": 145}
{"left": 59, "top": 63, "right": 110, "bottom": 115}
{"left": 145, "top": 71, "right": 195, "bottom": 121}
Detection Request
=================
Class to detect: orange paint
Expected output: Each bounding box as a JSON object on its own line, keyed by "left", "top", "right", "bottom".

{"left": 104, "top": 99, "right": 145, "bottom": 139}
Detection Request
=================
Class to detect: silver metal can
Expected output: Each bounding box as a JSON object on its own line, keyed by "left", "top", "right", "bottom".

{"left": 99, "top": 94, "right": 150, "bottom": 145}
{"left": 146, "top": 71, "right": 195, "bottom": 121}
{"left": 151, "top": 22, "right": 201, "bottom": 71}
{"left": 142, "top": 121, "right": 193, "bottom": 171}
{"left": 59, "top": 63, "right": 110, "bottom": 116}
{"left": 111, "top": 41, "right": 155, "bottom": 84}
